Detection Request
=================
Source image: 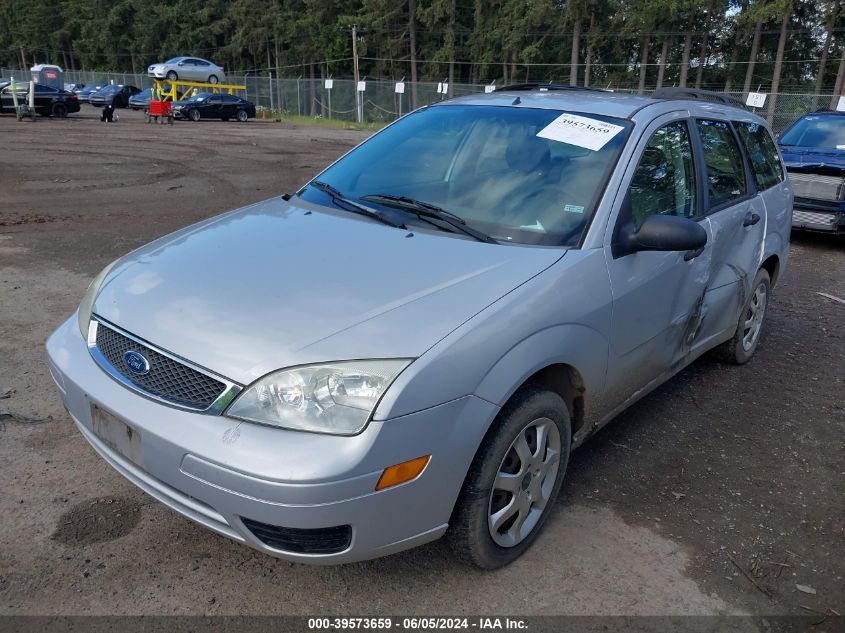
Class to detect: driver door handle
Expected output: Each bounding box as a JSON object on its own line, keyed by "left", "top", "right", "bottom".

{"left": 743, "top": 212, "right": 761, "bottom": 227}
{"left": 684, "top": 246, "right": 705, "bottom": 261}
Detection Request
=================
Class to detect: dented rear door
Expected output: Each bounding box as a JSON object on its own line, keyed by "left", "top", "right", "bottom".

{"left": 691, "top": 119, "right": 766, "bottom": 351}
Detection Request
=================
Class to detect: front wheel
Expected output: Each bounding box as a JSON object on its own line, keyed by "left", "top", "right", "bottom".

{"left": 166, "top": 71, "right": 178, "bottom": 81}
{"left": 715, "top": 268, "right": 771, "bottom": 364}
{"left": 236, "top": 109, "right": 248, "bottom": 122}
{"left": 447, "top": 387, "right": 571, "bottom": 569}
{"left": 189, "top": 108, "right": 201, "bottom": 122}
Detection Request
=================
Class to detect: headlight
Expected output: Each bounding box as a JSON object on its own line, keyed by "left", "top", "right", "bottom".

{"left": 226, "top": 360, "right": 412, "bottom": 435}
{"left": 77, "top": 260, "right": 119, "bottom": 338}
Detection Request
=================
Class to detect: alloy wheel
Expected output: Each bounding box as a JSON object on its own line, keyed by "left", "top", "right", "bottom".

{"left": 742, "top": 283, "right": 767, "bottom": 351}
{"left": 488, "top": 417, "right": 561, "bottom": 548}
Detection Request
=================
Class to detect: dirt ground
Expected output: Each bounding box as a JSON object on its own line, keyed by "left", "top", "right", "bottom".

{"left": 0, "top": 111, "right": 842, "bottom": 619}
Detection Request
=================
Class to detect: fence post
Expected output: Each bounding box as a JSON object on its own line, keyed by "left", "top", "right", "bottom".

{"left": 269, "top": 72, "right": 274, "bottom": 112}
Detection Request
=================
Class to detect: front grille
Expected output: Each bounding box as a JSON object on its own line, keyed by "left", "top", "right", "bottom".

{"left": 241, "top": 518, "right": 352, "bottom": 555}
{"left": 788, "top": 171, "right": 845, "bottom": 202}
{"left": 93, "top": 320, "right": 227, "bottom": 410}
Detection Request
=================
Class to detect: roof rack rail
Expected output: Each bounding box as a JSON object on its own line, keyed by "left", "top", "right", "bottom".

{"left": 651, "top": 87, "right": 745, "bottom": 107}
{"left": 495, "top": 83, "right": 610, "bottom": 93}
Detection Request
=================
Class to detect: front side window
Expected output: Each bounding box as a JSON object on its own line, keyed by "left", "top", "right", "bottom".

{"left": 300, "top": 105, "right": 631, "bottom": 246}
{"left": 695, "top": 119, "right": 748, "bottom": 208}
{"left": 735, "top": 122, "right": 783, "bottom": 190}
{"left": 628, "top": 121, "right": 697, "bottom": 229}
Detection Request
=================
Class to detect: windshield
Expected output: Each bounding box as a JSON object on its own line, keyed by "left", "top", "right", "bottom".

{"left": 300, "top": 105, "right": 630, "bottom": 246}
{"left": 97, "top": 85, "right": 119, "bottom": 94}
{"left": 165, "top": 57, "right": 183, "bottom": 64}
{"left": 185, "top": 93, "right": 211, "bottom": 102}
{"left": 779, "top": 115, "right": 845, "bottom": 149}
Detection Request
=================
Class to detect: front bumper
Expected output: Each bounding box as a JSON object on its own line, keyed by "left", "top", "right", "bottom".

{"left": 46, "top": 316, "right": 497, "bottom": 563}
{"left": 792, "top": 200, "right": 845, "bottom": 232}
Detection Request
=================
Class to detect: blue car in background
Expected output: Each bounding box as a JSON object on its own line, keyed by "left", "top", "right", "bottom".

{"left": 778, "top": 110, "right": 845, "bottom": 233}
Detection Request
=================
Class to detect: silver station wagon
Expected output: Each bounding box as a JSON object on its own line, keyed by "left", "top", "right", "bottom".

{"left": 47, "top": 85, "right": 791, "bottom": 569}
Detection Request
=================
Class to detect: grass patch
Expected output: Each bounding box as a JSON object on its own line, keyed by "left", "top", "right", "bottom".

{"left": 260, "top": 112, "right": 387, "bottom": 132}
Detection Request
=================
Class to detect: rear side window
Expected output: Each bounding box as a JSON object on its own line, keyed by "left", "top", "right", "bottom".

{"left": 735, "top": 122, "right": 783, "bottom": 190}
{"left": 695, "top": 120, "right": 747, "bottom": 208}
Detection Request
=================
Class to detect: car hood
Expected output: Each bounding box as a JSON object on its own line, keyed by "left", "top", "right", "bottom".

{"left": 780, "top": 145, "right": 845, "bottom": 172}
{"left": 93, "top": 197, "right": 565, "bottom": 384}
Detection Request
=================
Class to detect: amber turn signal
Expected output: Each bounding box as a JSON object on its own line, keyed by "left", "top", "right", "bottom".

{"left": 375, "top": 455, "right": 431, "bottom": 491}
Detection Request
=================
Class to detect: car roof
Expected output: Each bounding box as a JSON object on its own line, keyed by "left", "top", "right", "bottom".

{"left": 441, "top": 88, "right": 765, "bottom": 126}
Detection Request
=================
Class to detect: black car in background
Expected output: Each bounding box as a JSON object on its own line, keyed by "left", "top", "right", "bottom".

{"left": 89, "top": 84, "right": 142, "bottom": 108}
{"left": 75, "top": 83, "right": 106, "bottom": 103}
{"left": 128, "top": 88, "right": 151, "bottom": 111}
{"left": 172, "top": 92, "right": 256, "bottom": 122}
{"left": 0, "top": 83, "right": 80, "bottom": 117}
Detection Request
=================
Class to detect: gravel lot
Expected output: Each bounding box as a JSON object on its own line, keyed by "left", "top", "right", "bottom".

{"left": 0, "top": 111, "right": 842, "bottom": 618}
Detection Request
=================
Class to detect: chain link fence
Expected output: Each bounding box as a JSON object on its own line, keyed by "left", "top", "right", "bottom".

{"left": 1, "top": 66, "right": 839, "bottom": 133}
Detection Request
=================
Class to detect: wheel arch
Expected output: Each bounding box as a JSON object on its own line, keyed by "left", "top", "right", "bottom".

{"left": 760, "top": 253, "right": 780, "bottom": 287}
{"left": 520, "top": 364, "right": 586, "bottom": 437}
{"left": 473, "top": 324, "right": 608, "bottom": 440}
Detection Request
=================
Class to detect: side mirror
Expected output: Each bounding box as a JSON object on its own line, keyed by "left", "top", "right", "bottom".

{"left": 614, "top": 214, "right": 707, "bottom": 258}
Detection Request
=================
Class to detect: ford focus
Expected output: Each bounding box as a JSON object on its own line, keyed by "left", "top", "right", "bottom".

{"left": 47, "top": 86, "right": 791, "bottom": 568}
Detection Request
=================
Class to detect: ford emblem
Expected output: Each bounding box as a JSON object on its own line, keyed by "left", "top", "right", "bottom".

{"left": 123, "top": 350, "right": 150, "bottom": 375}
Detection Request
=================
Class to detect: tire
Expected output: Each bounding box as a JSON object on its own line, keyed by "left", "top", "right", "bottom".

{"left": 189, "top": 108, "right": 201, "bottom": 122}
{"left": 715, "top": 268, "right": 771, "bottom": 365}
{"left": 447, "top": 387, "right": 571, "bottom": 569}
{"left": 237, "top": 109, "right": 248, "bottom": 122}
{"left": 51, "top": 102, "right": 68, "bottom": 118}
{"left": 166, "top": 71, "right": 178, "bottom": 81}
{"left": 208, "top": 75, "right": 219, "bottom": 84}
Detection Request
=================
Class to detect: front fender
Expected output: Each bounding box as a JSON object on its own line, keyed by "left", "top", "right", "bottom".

{"left": 374, "top": 249, "right": 613, "bottom": 424}
{"left": 473, "top": 324, "right": 608, "bottom": 413}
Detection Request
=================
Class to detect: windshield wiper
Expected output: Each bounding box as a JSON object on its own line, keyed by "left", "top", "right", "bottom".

{"left": 360, "top": 194, "right": 498, "bottom": 244}
{"left": 308, "top": 181, "right": 406, "bottom": 229}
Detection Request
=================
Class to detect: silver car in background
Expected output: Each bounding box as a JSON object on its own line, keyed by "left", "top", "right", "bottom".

{"left": 47, "top": 86, "right": 791, "bottom": 569}
{"left": 147, "top": 57, "right": 226, "bottom": 84}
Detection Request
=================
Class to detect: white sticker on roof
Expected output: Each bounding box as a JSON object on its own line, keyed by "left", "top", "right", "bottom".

{"left": 536, "top": 113, "right": 624, "bottom": 151}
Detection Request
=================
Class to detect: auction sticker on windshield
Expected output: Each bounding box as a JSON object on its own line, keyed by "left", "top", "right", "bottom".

{"left": 537, "top": 113, "right": 624, "bottom": 151}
